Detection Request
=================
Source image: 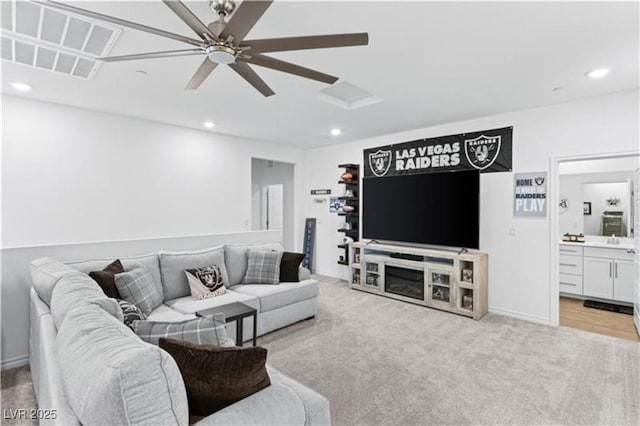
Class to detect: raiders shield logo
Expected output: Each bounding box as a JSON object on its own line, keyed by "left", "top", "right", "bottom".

{"left": 368, "top": 150, "right": 392, "bottom": 177}
{"left": 535, "top": 176, "right": 545, "bottom": 186}
{"left": 464, "top": 135, "right": 502, "bottom": 170}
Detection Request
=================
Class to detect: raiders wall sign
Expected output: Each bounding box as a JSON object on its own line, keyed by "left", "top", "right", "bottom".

{"left": 514, "top": 172, "right": 547, "bottom": 217}
{"left": 363, "top": 127, "right": 512, "bottom": 178}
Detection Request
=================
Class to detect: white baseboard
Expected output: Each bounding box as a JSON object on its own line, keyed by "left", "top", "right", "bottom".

{"left": 488, "top": 306, "right": 550, "bottom": 326}
{"left": 1, "top": 354, "right": 29, "bottom": 370}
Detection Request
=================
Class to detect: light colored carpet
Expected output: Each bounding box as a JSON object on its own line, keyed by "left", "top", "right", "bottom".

{"left": 2, "top": 276, "right": 639, "bottom": 425}
{"left": 1, "top": 365, "right": 37, "bottom": 426}
{"left": 259, "top": 276, "right": 640, "bottom": 425}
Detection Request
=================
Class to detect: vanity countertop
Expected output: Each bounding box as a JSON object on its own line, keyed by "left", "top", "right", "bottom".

{"left": 559, "top": 240, "right": 635, "bottom": 250}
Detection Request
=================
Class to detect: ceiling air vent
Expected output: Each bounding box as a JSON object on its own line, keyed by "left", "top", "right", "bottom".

{"left": 318, "top": 81, "right": 381, "bottom": 110}
{"left": 0, "top": 0, "right": 120, "bottom": 79}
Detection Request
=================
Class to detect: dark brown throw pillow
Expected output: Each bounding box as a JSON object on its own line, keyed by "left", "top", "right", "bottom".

{"left": 279, "top": 252, "right": 305, "bottom": 282}
{"left": 159, "top": 338, "right": 270, "bottom": 416}
{"left": 89, "top": 259, "right": 124, "bottom": 299}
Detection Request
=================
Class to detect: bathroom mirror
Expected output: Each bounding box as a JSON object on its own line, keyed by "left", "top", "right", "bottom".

{"left": 582, "top": 181, "right": 633, "bottom": 237}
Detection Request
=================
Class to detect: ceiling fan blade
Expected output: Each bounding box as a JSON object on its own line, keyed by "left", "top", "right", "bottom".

{"left": 99, "top": 49, "right": 204, "bottom": 62}
{"left": 241, "top": 54, "right": 338, "bottom": 85}
{"left": 33, "top": 0, "right": 203, "bottom": 47}
{"left": 220, "top": 0, "right": 273, "bottom": 43}
{"left": 243, "top": 33, "right": 369, "bottom": 53}
{"left": 162, "top": 0, "right": 215, "bottom": 40}
{"left": 185, "top": 59, "right": 219, "bottom": 90}
{"left": 229, "top": 61, "right": 275, "bottom": 97}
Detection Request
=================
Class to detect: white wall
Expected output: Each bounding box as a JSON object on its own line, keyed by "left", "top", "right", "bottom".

{"left": 559, "top": 171, "right": 634, "bottom": 236}
{"left": 1, "top": 96, "right": 305, "bottom": 248}
{"left": 251, "top": 158, "right": 295, "bottom": 250}
{"left": 559, "top": 156, "right": 639, "bottom": 174}
{"left": 302, "top": 89, "right": 639, "bottom": 324}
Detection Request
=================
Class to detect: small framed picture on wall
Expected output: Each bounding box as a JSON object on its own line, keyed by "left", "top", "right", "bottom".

{"left": 583, "top": 202, "right": 592, "bottom": 215}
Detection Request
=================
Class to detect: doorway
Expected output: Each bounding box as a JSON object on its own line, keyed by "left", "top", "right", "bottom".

{"left": 251, "top": 158, "right": 295, "bottom": 250}
{"left": 549, "top": 152, "right": 640, "bottom": 342}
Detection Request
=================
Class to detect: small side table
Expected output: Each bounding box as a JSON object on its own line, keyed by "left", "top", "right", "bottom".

{"left": 196, "top": 302, "right": 257, "bottom": 347}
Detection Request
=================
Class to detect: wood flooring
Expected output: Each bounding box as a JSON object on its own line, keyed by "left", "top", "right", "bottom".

{"left": 560, "top": 296, "right": 639, "bottom": 342}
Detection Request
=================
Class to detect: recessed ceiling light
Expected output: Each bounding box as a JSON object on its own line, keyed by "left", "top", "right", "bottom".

{"left": 203, "top": 121, "right": 215, "bottom": 129}
{"left": 586, "top": 68, "right": 610, "bottom": 79}
{"left": 331, "top": 128, "right": 342, "bottom": 136}
{"left": 11, "top": 82, "right": 31, "bottom": 92}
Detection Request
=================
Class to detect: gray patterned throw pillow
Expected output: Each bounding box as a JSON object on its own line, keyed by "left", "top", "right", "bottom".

{"left": 132, "top": 314, "right": 234, "bottom": 347}
{"left": 115, "top": 266, "right": 163, "bottom": 316}
{"left": 117, "top": 299, "right": 147, "bottom": 329}
{"left": 242, "top": 249, "right": 284, "bottom": 284}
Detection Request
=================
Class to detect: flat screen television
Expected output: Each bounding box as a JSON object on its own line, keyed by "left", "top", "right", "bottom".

{"left": 362, "top": 170, "right": 480, "bottom": 249}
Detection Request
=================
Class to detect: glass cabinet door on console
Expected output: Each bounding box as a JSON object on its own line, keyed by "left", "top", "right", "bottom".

{"left": 364, "top": 261, "right": 382, "bottom": 291}
{"left": 427, "top": 268, "right": 454, "bottom": 308}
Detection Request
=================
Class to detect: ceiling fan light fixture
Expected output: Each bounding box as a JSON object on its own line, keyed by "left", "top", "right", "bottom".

{"left": 206, "top": 45, "right": 237, "bottom": 64}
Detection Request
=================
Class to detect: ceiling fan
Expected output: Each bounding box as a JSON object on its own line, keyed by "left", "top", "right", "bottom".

{"left": 35, "top": 0, "right": 369, "bottom": 97}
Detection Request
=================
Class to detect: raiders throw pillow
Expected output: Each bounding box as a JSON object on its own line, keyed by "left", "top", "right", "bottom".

{"left": 185, "top": 265, "right": 226, "bottom": 300}
{"left": 117, "top": 299, "right": 147, "bottom": 330}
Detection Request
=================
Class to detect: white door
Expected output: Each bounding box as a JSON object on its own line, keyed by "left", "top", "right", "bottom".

{"left": 583, "top": 257, "right": 613, "bottom": 299}
{"left": 613, "top": 260, "right": 634, "bottom": 303}
{"left": 261, "top": 184, "right": 283, "bottom": 231}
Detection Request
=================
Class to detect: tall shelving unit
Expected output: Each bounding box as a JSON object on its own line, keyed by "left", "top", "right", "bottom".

{"left": 336, "top": 164, "right": 360, "bottom": 266}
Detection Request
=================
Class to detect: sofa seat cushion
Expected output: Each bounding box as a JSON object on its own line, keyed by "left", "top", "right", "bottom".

{"left": 166, "top": 290, "right": 259, "bottom": 315}
{"left": 192, "top": 383, "right": 304, "bottom": 426}
{"left": 147, "top": 304, "right": 196, "bottom": 322}
{"left": 56, "top": 304, "right": 188, "bottom": 425}
{"left": 230, "top": 280, "right": 318, "bottom": 313}
{"left": 65, "top": 253, "right": 164, "bottom": 302}
{"left": 194, "top": 366, "right": 329, "bottom": 426}
{"left": 159, "top": 245, "right": 230, "bottom": 300}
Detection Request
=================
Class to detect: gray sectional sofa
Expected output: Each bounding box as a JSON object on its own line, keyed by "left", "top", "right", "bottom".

{"left": 29, "top": 242, "right": 329, "bottom": 425}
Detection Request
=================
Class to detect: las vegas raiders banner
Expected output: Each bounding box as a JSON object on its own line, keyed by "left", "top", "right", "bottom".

{"left": 364, "top": 126, "right": 512, "bottom": 178}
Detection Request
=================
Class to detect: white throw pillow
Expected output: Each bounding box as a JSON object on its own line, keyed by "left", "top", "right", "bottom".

{"left": 185, "top": 265, "right": 226, "bottom": 300}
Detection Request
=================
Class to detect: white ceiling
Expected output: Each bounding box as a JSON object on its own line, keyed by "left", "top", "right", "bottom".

{"left": 2, "top": 1, "right": 638, "bottom": 147}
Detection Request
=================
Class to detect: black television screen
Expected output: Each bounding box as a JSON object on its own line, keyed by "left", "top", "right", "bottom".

{"left": 362, "top": 171, "right": 480, "bottom": 249}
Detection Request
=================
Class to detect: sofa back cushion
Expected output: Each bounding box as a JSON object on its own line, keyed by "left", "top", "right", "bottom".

{"left": 50, "top": 272, "right": 123, "bottom": 329}
{"left": 30, "top": 257, "right": 78, "bottom": 306}
{"left": 159, "top": 245, "right": 229, "bottom": 301}
{"left": 66, "top": 253, "right": 164, "bottom": 301}
{"left": 57, "top": 304, "right": 188, "bottom": 425}
{"left": 224, "top": 242, "right": 284, "bottom": 287}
